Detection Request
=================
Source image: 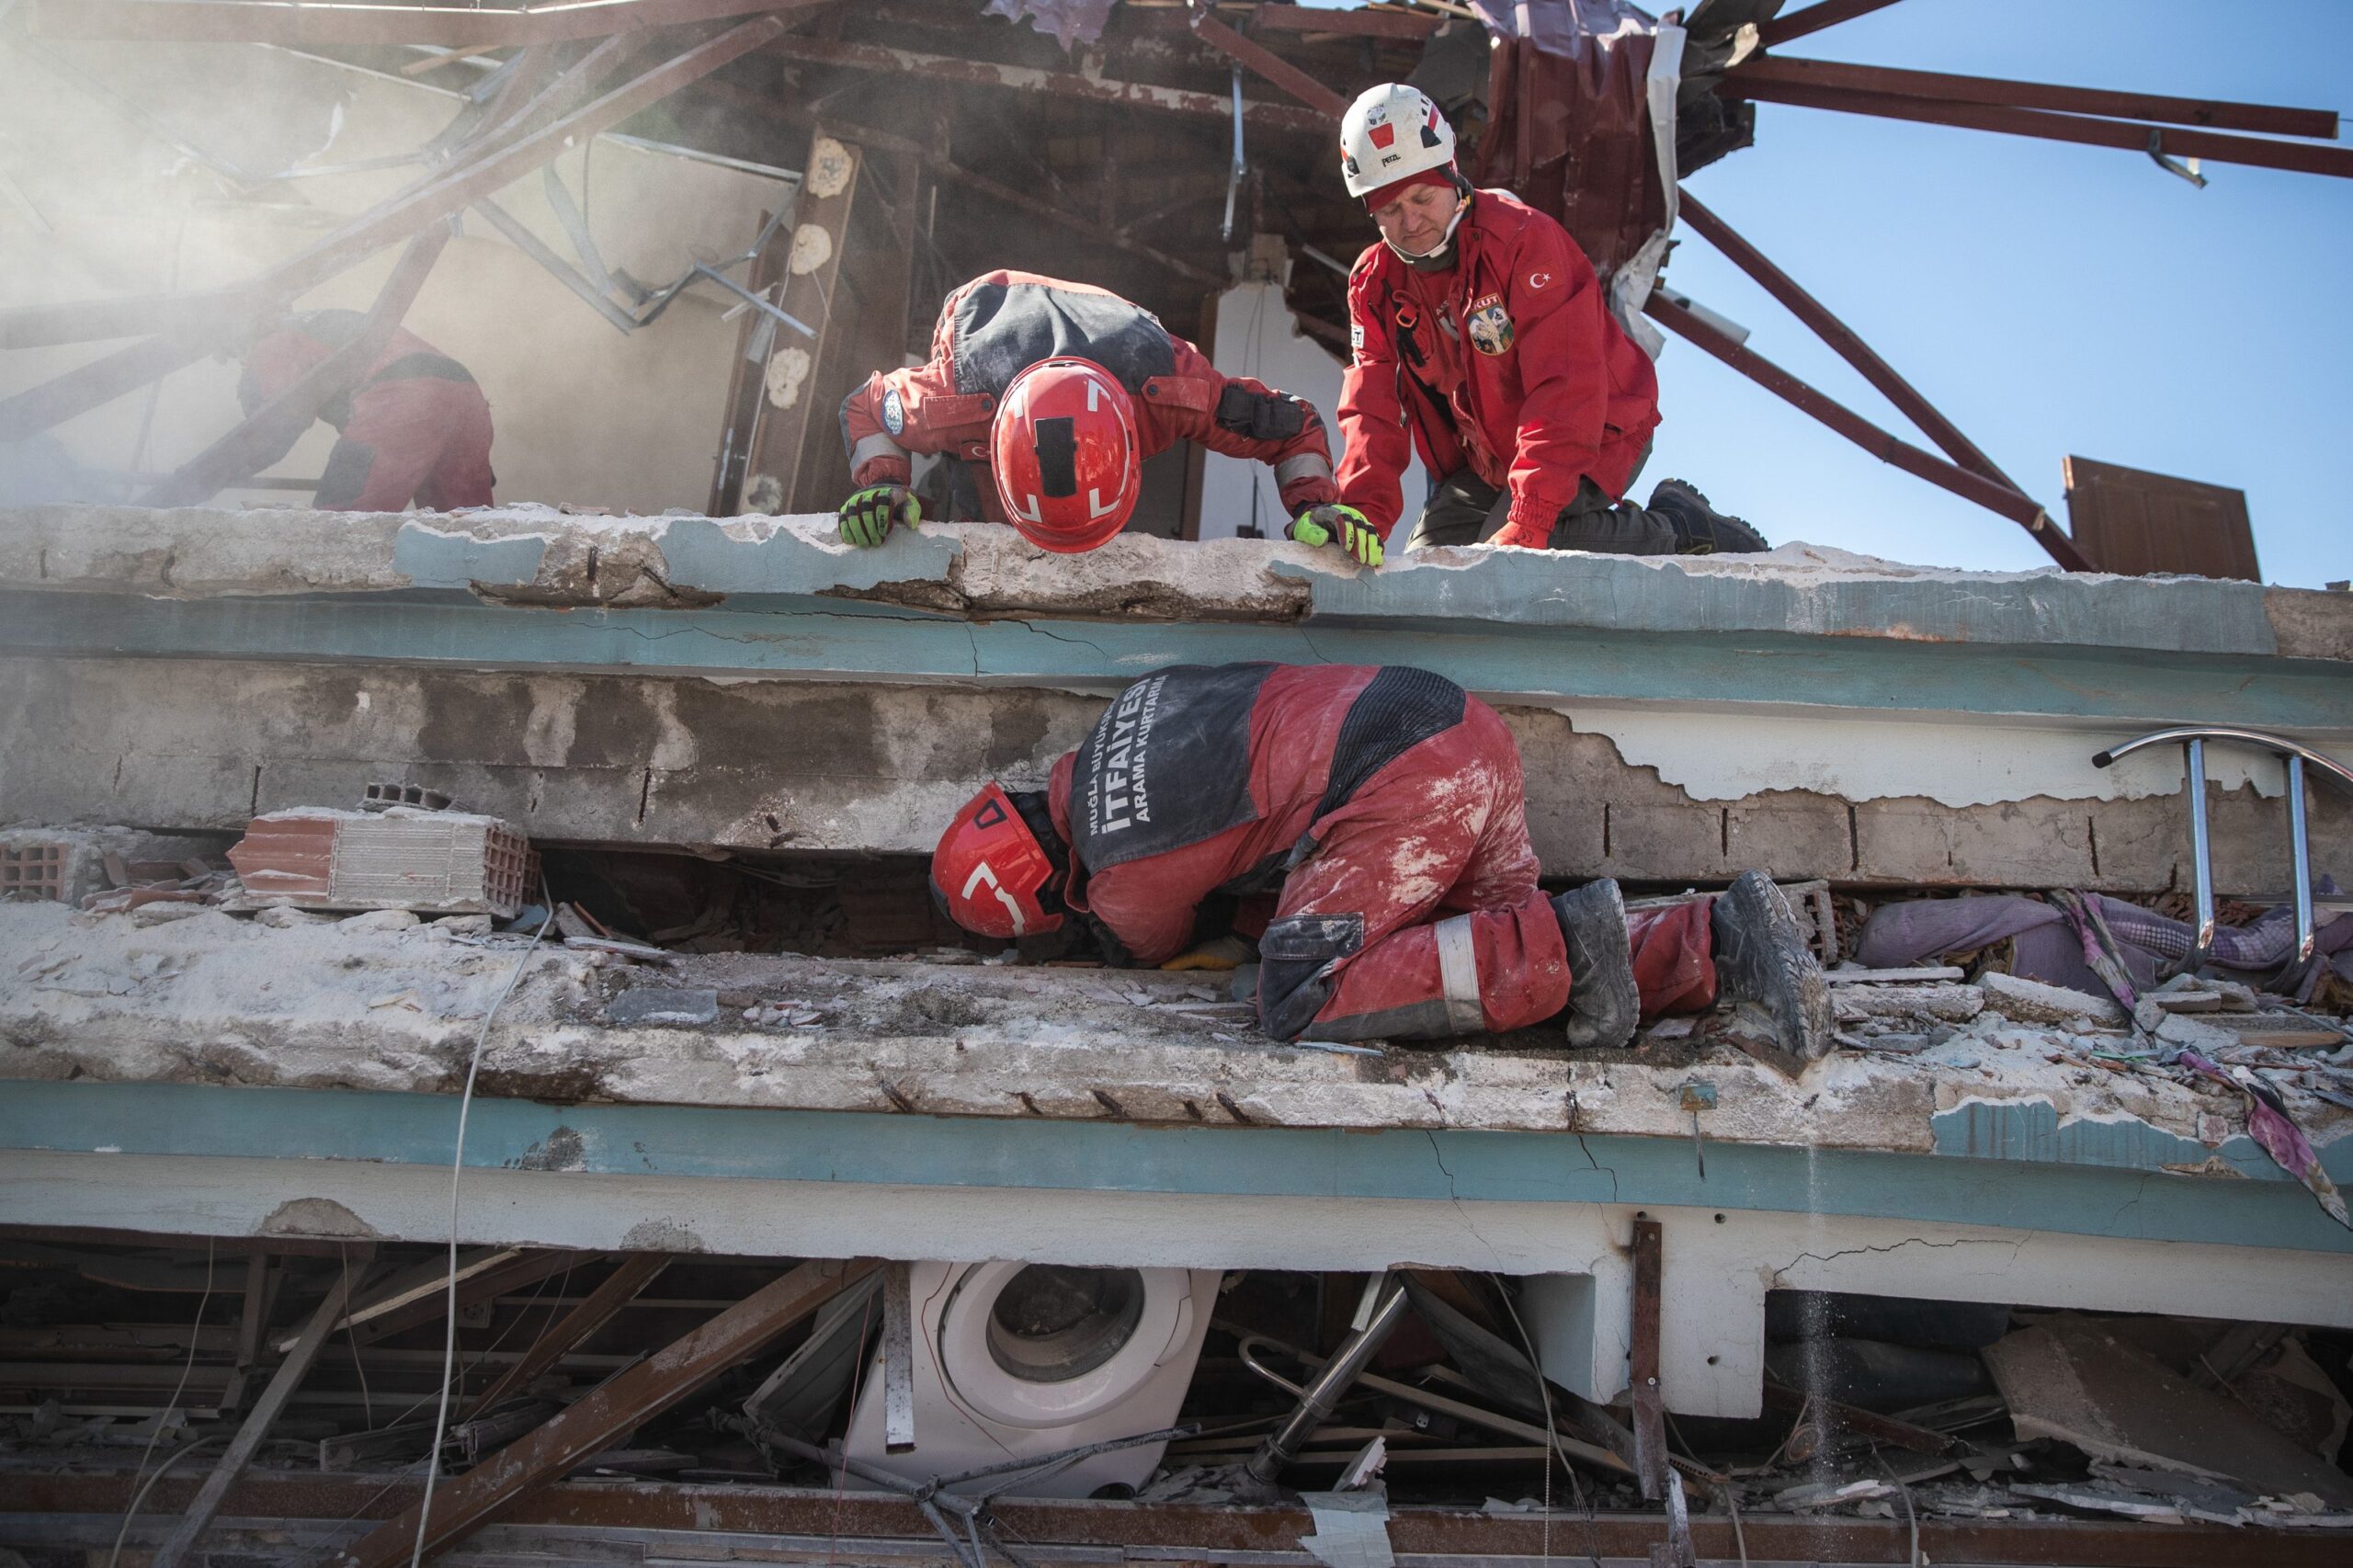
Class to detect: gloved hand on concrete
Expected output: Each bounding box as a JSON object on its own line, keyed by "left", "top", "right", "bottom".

{"left": 1289, "top": 504, "right": 1383, "bottom": 567}
{"left": 837, "top": 484, "right": 919, "bottom": 548}
{"left": 1160, "top": 933, "right": 1255, "bottom": 971}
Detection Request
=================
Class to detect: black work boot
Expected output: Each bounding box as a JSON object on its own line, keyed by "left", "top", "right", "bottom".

{"left": 1710, "top": 871, "right": 1832, "bottom": 1062}
{"left": 1552, "top": 879, "right": 1639, "bottom": 1050}
{"left": 1648, "top": 479, "right": 1768, "bottom": 555}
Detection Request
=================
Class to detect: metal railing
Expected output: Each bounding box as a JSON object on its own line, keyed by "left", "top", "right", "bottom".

{"left": 2093, "top": 725, "right": 2353, "bottom": 973}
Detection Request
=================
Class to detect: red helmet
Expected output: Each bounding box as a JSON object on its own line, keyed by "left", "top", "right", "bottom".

{"left": 931, "top": 782, "right": 1063, "bottom": 939}
{"left": 989, "top": 358, "right": 1142, "bottom": 553}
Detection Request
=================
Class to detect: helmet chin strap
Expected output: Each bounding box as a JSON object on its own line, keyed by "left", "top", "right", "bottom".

{"left": 1382, "top": 190, "right": 1470, "bottom": 268}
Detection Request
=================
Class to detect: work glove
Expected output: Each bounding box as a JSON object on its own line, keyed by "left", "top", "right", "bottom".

{"left": 1160, "top": 933, "right": 1256, "bottom": 972}
{"left": 837, "top": 484, "right": 919, "bottom": 549}
{"left": 1288, "top": 503, "right": 1383, "bottom": 567}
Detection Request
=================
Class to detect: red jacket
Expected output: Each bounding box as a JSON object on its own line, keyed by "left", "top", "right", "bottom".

{"left": 842, "top": 270, "right": 1338, "bottom": 520}
{"left": 1336, "top": 190, "right": 1660, "bottom": 543}
{"left": 1045, "top": 664, "right": 1477, "bottom": 966}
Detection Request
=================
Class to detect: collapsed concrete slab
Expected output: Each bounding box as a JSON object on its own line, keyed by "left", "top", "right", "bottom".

{"left": 5, "top": 898, "right": 2349, "bottom": 1422}
{"left": 3, "top": 506, "right": 2347, "bottom": 885}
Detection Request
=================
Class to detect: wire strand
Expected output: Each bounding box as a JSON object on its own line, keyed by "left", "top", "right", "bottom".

{"left": 408, "top": 896, "right": 555, "bottom": 1568}
{"left": 110, "top": 1235, "right": 217, "bottom": 1568}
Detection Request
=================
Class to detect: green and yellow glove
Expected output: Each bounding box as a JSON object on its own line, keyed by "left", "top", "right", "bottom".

{"left": 1289, "top": 503, "right": 1383, "bottom": 567}
{"left": 837, "top": 484, "right": 920, "bottom": 548}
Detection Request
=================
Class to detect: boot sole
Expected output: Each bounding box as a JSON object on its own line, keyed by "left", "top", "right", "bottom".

{"left": 1711, "top": 873, "right": 1831, "bottom": 1060}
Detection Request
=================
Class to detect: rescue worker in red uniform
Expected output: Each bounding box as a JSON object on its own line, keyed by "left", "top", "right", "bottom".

{"left": 930, "top": 662, "right": 1830, "bottom": 1057}
{"left": 836, "top": 270, "right": 1358, "bottom": 557}
{"left": 1333, "top": 85, "right": 1765, "bottom": 559}
{"left": 238, "top": 310, "right": 495, "bottom": 512}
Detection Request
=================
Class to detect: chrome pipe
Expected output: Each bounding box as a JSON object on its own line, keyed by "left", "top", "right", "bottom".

{"left": 2185, "top": 738, "right": 2215, "bottom": 971}
{"left": 2290, "top": 754, "right": 2315, "bottom": 964}
{"left": 1245, "top": 1279, "right": 1408, "bottom": 1485}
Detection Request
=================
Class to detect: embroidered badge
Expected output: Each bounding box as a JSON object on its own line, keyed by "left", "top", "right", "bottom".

{"left": 1466, "top": 293, "right": 1515, "bottom": 356}
{"left": 1528, "top": 270, "right": 1554, "bottom": 290}
{"left": 881, "top": 386, "right": 906, "bottom": 435}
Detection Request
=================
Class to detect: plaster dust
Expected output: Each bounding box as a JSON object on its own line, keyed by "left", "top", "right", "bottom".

{"left": 3, "top": 901, "right": 2338, "bottom": 1165}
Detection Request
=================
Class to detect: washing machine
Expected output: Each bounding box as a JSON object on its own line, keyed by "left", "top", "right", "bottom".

{"left": 841, "top": 1260, "right": 1219, "bottom": 1498}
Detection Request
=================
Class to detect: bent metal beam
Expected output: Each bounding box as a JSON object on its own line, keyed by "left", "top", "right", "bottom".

{"left": 0, "top": 14, "right": 789, "bottom": 439}
{"left": 1641, "top": 290, "right": 2097, "bottom": 573}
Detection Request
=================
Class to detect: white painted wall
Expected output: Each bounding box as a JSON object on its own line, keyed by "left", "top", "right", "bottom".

{"left": 1198, "top": 281, "right": 1427, "bottom": 541}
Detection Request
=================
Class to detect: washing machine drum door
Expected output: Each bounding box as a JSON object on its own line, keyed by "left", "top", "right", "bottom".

{"left": 937, "top": 1262, "right": 1194, "bottom": 1429}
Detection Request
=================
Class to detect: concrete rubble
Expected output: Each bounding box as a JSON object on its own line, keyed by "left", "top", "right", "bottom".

{"left": 2, "top": 898, "right": 2344, "bottom": 1161}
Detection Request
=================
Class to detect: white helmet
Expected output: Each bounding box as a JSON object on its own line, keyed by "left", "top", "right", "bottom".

{"left": 1340, "top": 83, "right": 1456, "bottom": 199}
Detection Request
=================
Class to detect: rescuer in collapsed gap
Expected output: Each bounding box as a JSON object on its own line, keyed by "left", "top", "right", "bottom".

{"left": 1331, "top": 84, "right": 1768, "bottom": 562}
{"left": 928, "top": 661, "right": 1832, "bottom": 1056}
{"left": 235, "top": 310, "right": 496, "bottom": 512}
{"left": 834, "top": 270, "right": 1341, "bottom": 554}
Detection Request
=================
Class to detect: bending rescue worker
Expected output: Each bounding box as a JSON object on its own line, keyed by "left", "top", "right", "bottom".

{"left": 837, "top": 269, "right": 1341, "bottom": 553}
{"left": 931, "top": 662, "right": 1831, "bottom": 1055}
{"left": 1332, "top": 84, "right": 1766, "bottom": 561}
{"left": 238, "top": 310, "right": 495, "bottom": 512}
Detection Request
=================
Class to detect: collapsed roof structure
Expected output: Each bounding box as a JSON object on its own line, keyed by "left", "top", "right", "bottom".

{"left": 2, "top": 4, "right": 2351, "bottom": 1567}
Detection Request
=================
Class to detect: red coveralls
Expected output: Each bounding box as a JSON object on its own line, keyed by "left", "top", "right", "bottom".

{"left": 1044, "top": 663, "right": 1714, "bottom": 1041}
{"left": 842, "top": 270, "right": 1340, "bottom": 522}
{"left": 1336, "top": 190, "right": 1659, "bottom": 546}
{"left": 240, "top": 311, "right": 495, "bottom": 512}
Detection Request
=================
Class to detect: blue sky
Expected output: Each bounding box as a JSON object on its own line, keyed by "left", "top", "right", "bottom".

{"left": 1642, "top": 0, "right": 2351, "bottom": 584}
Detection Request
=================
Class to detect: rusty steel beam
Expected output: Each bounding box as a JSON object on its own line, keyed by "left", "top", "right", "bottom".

{"left": 1643, "top": 291, "right": 2096, "bottom": 573}
{"left": 0, "top": 13, "right": 786, "bottom": 440}
{"left": 327, "top": 1258, "right": 879, "bottom": 1568}
{"left": 765, "top": 34, "right": 1334, "bottom": 137}
{"left": 1188, "top": 8, "right": 1349, "bottom": 119}
{"left": 1756, "top": 0, "right": 1907, "bottom": 49}
{"left": 148, "top": 1247, "right": 373, "bottom": 1568}
{"left": 28, "top": 0, "right": 827, "bottom": 49}
{"left": 1629, "top": 1218, "right": 1666, "bottom": 1501}
{"left": 1730, "top": 54, "right": 2339, "bottom": 142}
{"left": 138, "top": 225, "right": 453, "bottom": 507}
{"left": 1674, "top": 188, "right": 2022, "bottom": 494}
{"left": 1248, "top": 4, "right": 1438, "bottom": 41}
{"left": 1721, "top": 79, "right": 2353, "bottom": 181}
{"left": 463, "top": 1255, "right": 671, "bottom": 1420}
{"left": 18, "top": 1470, "right": 2346, "bottom": 1568}
{"left": 0, "top": 320, "right": 228, "bottom": 444}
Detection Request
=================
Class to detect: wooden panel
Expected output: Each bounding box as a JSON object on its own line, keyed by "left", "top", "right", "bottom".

{"left": 2063, "top": 455, "right": 2259, "bottom": 581}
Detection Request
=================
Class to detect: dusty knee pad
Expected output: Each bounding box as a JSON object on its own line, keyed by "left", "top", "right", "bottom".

{"left": 1256, "top": 912, "right": 1364, "bottom": 1040}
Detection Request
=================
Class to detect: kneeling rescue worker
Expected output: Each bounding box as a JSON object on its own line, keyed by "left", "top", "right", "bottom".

{"left": 837, "top": 269, "right": 1367, "bottom": 559}
{"left": 238, "top": 310, "right": 495, "bottom": 512}
{"left": 1334, "top": 84, "right": 1765, "bottom": 560}
{"left": 930, "top": 662, "right": 1831, "bottom": 1056}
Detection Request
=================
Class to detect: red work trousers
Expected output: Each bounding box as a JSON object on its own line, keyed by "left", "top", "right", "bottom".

{"left": 1258, "top": 701, "right": 1717, "bottom": 1040}
{"left": 315, "top": 378, "right": 496, "bottom": 513}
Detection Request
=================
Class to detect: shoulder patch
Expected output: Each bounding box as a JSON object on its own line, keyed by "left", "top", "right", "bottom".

{"left": 881, "top": 386, "right": 906, "bottom": 435}
{"left": 1466, "top": 292, "right": 1514, "bottom": 357}
{"left": 1527, "top": 270, "right": 1554, "bottom": 290}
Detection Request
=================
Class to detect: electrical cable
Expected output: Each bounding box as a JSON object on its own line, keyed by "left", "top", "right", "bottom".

{"left": 1492, "top": 1275, "right": 1601, "bottom": 1568}
{"left": 109, "top": 1235, "right": 218, "bottom": 1568}
{"left": 408, "top": 892, "right": 556, "bottom": 1568}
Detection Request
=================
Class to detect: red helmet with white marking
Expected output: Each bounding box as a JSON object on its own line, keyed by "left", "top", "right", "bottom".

{"left": 989, "top": 358, "right": 1141, "bottom": 554}
{"left": 931, "top": 781, "right": 1063, "bottom": 939}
